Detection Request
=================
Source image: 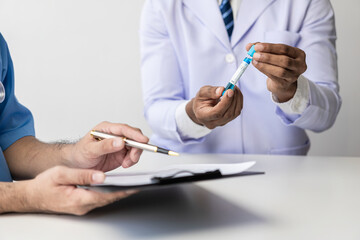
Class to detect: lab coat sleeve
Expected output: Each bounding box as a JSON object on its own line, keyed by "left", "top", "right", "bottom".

{"left": 275, "top": 0, "right": 341, "bottom": 132}
{"left": 140, "top": 0, "right": 202, "bottom": 143}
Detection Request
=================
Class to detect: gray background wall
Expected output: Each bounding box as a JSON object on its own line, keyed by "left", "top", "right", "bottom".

{"left": 0, "top": 0, "right": 358, "bottom": 156}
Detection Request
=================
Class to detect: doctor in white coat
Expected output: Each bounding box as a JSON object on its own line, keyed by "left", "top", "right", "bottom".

{"left": 140, "top": 0, "right": 341, "bottom": 155}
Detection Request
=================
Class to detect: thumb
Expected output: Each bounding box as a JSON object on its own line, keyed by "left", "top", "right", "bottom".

{"left": 198, "top": 86, "right": 224, "bottom": 99}
{"left": 87, "top": 137, "right": 126, "bottom": 159}
{"left": 246, "top": 43, "right": 254, "bottom": 51}
{"left": 246, "top": 42, "right": 260, "bottom": 51}
{"left": 53, "top": 166, "right": 105, "bottom": 186}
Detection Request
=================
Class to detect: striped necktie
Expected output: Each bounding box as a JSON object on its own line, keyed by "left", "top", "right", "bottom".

{"left": 220, "top": 0, "right": 234, "bottom": 39}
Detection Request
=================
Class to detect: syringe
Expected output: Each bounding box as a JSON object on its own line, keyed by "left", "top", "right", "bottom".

{"left": 222, "top": 45, "right": 256, "bottom": 95}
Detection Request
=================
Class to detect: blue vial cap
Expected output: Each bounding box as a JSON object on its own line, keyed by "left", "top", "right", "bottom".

{"left": 247, "top": 45, "right": 256, "bottom": 57}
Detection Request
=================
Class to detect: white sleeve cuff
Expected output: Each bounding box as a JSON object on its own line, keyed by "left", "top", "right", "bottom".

{"left": 175, "top": 101, "right": 212, "bottom": 139}
{"left": 272, "top": 75, "right": 310, "bottom": 115}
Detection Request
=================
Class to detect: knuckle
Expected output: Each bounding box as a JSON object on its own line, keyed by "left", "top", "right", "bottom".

{"left": 198, "top": 88, "right": 205, "bottom": 97}
{"left": 280, "top": 81, "right": 288, "bottom": 89}
{"left": 280, "top": 45, "right": 289, "bottom": 54}
{"left": 100, "top": 121, "right": 109, "bottom": 126}
{"left": 264, "top": 54, "right": 272, "bottom": 62}
{"left": 195, "top": 90, "right": 201, "bottom": 98}
{"left": 194, "top": 112, "right": 202, "bottom": 121}
{"left": 52, "top": 165, "right": 64, "bottom": 173}
{"left": 255, "top": 62, "right": 264, "bottom": 71}
{"left": 300, "top": 49, "right": 306, "bottom": 59}
{"left": 281, "top": 57, "right": 291, "bottom": 67}
{"left": 223, "top": 111, "right": 231, "bottom": 120}
{"left": 102, "top": 141, "right": 110, "bottom": 152}
{"left": 52, "top": 166, "right": 65, "bottom": 180}
{"left": 233, "top": 109, "right": 239, "bottom": 118}
{"left": 228, "top": 112, "right": 236, "bottom": 120}
{"left": 205, "top": 123, "right": 215, "bottom": 129}
{"left": 83, "top": 145, "right": 93, "bottom": 158}
{"left": 74, "top": 208, "right": 88, "bottom": 216}
{"left": 303, "top": 62, "right": 308, "bottom": 72}
{"left": 237, "top": 89, "right": 243, "bottom": 98}
{"left": 259, "top": 53, "right": 267, "bottom": 62}
{"left": 267, "top": 81, "right": 275, "bottom": 92}
{"left": 131, "top": 154, "right": 141, "bottom": 164}
{"left": 199, "top": 85, "right": 210, "bottom": 95}
{"left": 232, "top": 106, "right": 240, "bottom": 116}
{"left": 208, "top": 124, "right": 216, "bottom": 129}
{"left": 278, "top": 68, "right": 287, "bottom": 78}
{"left": 85, "top": 171, "right": 94, "bottom": 183}
{"left": 267, "top": 84, "right": 272, "bottom": 92}
{"left": 213, "top": 112, "right": 222, "bottom": 120}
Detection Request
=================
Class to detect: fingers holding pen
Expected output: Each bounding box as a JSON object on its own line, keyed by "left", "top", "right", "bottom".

{"left": 197, "top": 85, "right": 224, "bottom": 99}
{"left": 94, "top": 122, "right": 149, "bottom": 144}
{"left": 189, "top": 85, "right": 242, "bottom": 130}
{"left": 253, "top": 52, "right": 299, "bottom": 72}
{"left": 247, "top": 42, "right": 306, "bottom": 71}
{"left": 245, "top": 42, "right": 308, "bottom": 103}
{"left": 209, "top": 87, "right": 243, "bottom": 128}
{"left": 121, "top": 147, "right": 143, "bottom": 168}
{"left": 251, "top": 43, "right": 307, "bottom": 74}
{"left": 246, "top": 42, "right": 260, "bottom": 52}
{"left": 201, "top": 88, "right": 234, "bottom": 121}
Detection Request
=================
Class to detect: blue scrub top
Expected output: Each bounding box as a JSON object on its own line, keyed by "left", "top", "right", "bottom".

{"left": 0, "top": 33, "right": 35, "bottom": 182}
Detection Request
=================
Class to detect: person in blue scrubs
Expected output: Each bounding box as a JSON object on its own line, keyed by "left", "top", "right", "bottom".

{"left": 0, "top": 33, "right": 147, "bottom": 215}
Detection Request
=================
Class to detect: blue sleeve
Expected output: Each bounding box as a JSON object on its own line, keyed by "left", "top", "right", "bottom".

{"left": 0, "top": 33, "right": 35, "bottom": 151}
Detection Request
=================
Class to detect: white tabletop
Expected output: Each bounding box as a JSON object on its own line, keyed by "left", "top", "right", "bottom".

{"left": 1, "top": 153, "right": 360, "bottom": 240}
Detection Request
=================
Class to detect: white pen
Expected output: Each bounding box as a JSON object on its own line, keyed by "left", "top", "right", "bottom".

{"left": 222, "top": 45, "right": 256, "bottom": 95}
{"left": 90, "top": 130, "right": 179, "bottom": 156}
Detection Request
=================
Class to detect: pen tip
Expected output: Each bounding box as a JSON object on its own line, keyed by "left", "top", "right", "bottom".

{"left": 168, "top": 151, "right": 180, "bottom": 156}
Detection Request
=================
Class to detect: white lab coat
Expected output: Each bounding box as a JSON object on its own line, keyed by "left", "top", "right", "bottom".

{"left": 140, "top": 0, "right": 341, "bottom": 155}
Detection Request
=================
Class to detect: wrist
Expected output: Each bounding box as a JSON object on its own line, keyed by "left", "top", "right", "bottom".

{"left": 274, "top": 81, "right": 297, "bottom": 103}
{"left": 56, "top": 142, "right": 76, "bottom": 167}
{"left": 0, "top": 181, "right": 35, "bottom": 214}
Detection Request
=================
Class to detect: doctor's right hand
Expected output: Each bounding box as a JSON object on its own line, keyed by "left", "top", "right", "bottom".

{"left": 10, "top": 166, "right": 136, "bottom": 215}
{"left": 186, "top": 85, "right": 243, "bottom": 129}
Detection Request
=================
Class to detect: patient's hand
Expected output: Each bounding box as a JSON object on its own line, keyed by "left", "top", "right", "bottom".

{"left": 68, "top": 121, "right": 149, "bottom": 171}
{"left": 0, "top": 166, "right": 136, "bottom": 215}
{"left": 186, "top": 85, "right": 243, "bottom": 129}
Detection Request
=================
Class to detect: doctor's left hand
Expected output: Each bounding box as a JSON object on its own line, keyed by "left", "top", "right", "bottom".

{"left": 65, "top": 121, "right": 149, "bottom": 171}
{"left": 247, "top": 43, "right": 307, "bottom": 103}
{"left": 186, "top": 85, "right": 243, "bottom": 129}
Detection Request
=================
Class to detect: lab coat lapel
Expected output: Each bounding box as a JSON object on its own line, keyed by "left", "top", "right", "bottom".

{"left": 231, "top": 0, "right": 276, "bottom": 47}
{"left": 183, "top": 0, "right": 231, "bottom": 49}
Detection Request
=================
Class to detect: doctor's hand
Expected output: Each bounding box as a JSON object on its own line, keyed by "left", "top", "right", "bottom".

{"left": 66, "top": 121, "right": 149, "bottom": 171}
{"left": 186, "top": 85, "right": 243, "bottom": 129}
{"left": 16, "top": 166, "right": 136, "bottom": 215}
{"left": 247, "top": 43, "right": 307, "bottom": 102}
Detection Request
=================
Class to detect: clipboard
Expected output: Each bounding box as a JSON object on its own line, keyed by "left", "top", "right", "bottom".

{"left": 81, "top": 162, "right": 264, "bottom": 192}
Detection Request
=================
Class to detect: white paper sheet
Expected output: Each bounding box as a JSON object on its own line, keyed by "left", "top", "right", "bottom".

{"left": 95, "top": 161, "right": 256, "bottom": 187}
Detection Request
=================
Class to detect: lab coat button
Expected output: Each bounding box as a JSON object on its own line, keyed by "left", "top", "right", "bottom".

{"left": 225, "top": 54, "right": 235, "bottom": 63}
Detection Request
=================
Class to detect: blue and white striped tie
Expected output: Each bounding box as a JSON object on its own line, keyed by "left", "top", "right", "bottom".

{"left": 220, "top": 0, "right": 234, "bottom": 39}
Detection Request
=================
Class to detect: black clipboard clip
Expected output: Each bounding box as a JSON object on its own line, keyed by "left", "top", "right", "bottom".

{"left": 151, "top": 169, "right": 265, "bottom": 185}
{"left": 151, "top": 170, "right": 223, "bottom": 185}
